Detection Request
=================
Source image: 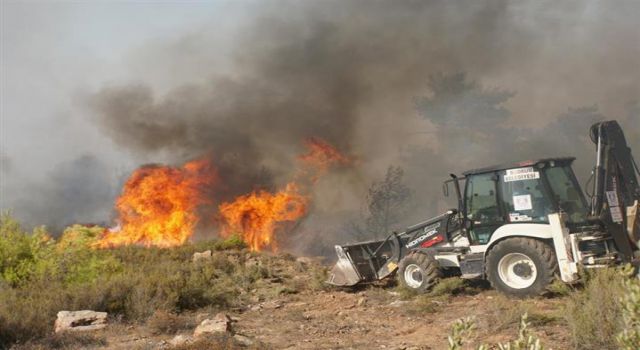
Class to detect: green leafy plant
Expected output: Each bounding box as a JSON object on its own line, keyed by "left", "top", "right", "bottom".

{"left": 616, "top": 266, "right": 640, "bottom": 349}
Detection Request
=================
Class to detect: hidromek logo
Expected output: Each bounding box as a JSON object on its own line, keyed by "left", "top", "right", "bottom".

{"left": 406, "top": 222, "right": 440, "bottom": 248}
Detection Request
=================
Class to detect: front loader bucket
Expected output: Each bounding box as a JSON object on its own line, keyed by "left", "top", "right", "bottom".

{"left": 326, "top": 245, "right": 362, "bottom": 286}
{"left": 326, "top": 234, "right": 402, "bottom": 287}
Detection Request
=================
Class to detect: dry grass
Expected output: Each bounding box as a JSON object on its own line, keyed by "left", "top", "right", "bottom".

{"left": 170, "top": 334, "right": 269, "bottom": 350}
{"left": 146, "top": 310, "right": 195, "bottom": 335}
{"left": 0, "top": 216, "right": 327, "bottom": 347}
{"left": 9, "top": 332, "right": 107, "bottom": 350}
{"left": 563, "top": 267, "right": 627, "bottom": 350}
{"left": 482, "top": 294, "right": 561, "bottom": 332}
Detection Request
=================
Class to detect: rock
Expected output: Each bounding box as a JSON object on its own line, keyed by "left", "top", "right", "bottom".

{"left": 193, "top": 313, "right": 232, "bottom": 337}
{"left": 357, "top": 297, "right": 367, "bottom": 307}
{"left": 234, "top": 334, "right": 254, "bottom": 346}
{"left": 54, "top": 310, "right": 107, "bottom": 333}
{"left": 192, "top": 250, "right": 212, "bottom": 262}
{"left": 169, "top": 334, "right": 192, "bottom": 346}
{"left": 389, "top": 300, "right": 409, "bottom": 308}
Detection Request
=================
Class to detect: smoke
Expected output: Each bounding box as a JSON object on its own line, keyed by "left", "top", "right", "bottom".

{"left": 3, "top": 1, "right": 639, "bottom": 251}
{"left": 7, "top": 155, "right": 117, "bottom": 231}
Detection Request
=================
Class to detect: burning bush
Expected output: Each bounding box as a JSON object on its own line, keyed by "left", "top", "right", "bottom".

{"left": 92, "top": 137, "right": 351, "bottom": 253}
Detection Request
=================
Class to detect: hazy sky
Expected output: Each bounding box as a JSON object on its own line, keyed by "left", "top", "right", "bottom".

{"left": 2, "top": 2, "right": 229, "bottom": 176}
{"left": 1, "top": 1, "right": 638, "bottom": 233}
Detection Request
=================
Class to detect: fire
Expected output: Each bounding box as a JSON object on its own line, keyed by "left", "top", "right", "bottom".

{"left": 299, "top": 137, "right": 352, "bottom": 174}
{"left": 95, "top": 158, "right": 216, "bottom": 248}
{"left": 218, "top": 183, "right": 307, "bottom": 251}
{"left": 96, "top": 137, "right": 350, "bottom": 251}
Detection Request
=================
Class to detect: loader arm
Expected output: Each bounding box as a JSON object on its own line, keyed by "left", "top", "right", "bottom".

{"left": 589, "top": 120, "right": 640, "bottom": 262}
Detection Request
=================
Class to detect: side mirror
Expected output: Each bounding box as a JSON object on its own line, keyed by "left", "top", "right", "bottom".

{"left": 443, "top": 182, "right": 449, "bottom": 197}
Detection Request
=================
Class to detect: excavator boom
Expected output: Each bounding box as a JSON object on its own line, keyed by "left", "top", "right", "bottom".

{"left": 589, "top": 120, "right": 640, "bottom": 262}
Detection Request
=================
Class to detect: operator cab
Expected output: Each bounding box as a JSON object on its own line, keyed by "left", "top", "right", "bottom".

{"left": 450, "top": 158, "right": 588, "bottom": 246}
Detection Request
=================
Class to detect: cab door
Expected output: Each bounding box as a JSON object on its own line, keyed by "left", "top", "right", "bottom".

{"left": 464, "top": 172, "right": 504, "bottom": 245}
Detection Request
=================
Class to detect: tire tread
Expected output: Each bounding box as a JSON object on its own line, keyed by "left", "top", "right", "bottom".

{"left": 485, "top": 237, "right": 557, "bottom": 297}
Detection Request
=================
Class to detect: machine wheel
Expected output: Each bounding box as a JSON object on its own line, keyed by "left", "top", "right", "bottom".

{"left": 486, "top": 238, "right": 557, "bottom": 297}
{"left": 397, "top": 251, "right": 442, "bottom": 293}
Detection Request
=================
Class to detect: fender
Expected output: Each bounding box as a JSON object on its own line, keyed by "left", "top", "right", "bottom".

{"left": 485, "top": 223, "right": 553, "bottom": 252}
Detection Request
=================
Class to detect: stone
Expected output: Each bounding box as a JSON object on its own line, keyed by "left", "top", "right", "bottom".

{"left": 234, "top": 334, "right": 254, "bottom": 346}
{"left": 192, "top": 250, "right": 212, "bottom": 262}
{"left": 357, "top": 297, "right": 367, "bottom": 307}
{"left": 389, "top": 300, "right": 409, "bottom": 308}
{"left": 193, "top": 313, "right": 232, "bottom": 337}
{"left": 169, "top": 334, "right": 191, "bottom": 346}
{"left": 54, "top": 310, "right": 107, "bottom": 333}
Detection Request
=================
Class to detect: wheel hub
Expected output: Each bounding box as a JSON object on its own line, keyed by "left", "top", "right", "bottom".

{"left": 404, "top": 264, "right": 424, "bottom": 289}
{"left": 497, "top": 253, "right": 537, "bottom": 289}
{"left": 513, "top": 262, "right": 533, "bottom": 278}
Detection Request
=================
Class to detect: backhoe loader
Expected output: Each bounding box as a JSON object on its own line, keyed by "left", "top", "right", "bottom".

{"left": 327, "top": 120, "right": 640, "bottom": 297}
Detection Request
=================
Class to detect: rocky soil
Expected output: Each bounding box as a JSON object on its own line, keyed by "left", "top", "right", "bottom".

{"left": 14, "top": 252, "right": 572, "bottom": 350}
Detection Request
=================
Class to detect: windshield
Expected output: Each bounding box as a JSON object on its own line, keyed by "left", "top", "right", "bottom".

{"left": 499, "top": 168, "right": 553, "bottom": 223}
{"left": 543, "top": 165, "right": 588, "bottom": 223}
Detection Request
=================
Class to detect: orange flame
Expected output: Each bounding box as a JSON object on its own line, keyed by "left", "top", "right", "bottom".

{"left": 298, "top": 137, "right": 351, "bottom": 178}
{"left": 96, "top": 138, "right": 350, "bottom": 251}
{"left": 95, "top": 158, "right": 216, "bottom": 248}
{"left": 218, "top": 183, "right": 307, "bottom": 251}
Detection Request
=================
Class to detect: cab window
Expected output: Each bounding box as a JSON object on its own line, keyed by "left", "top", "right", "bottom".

{"left": 465, "top": 173, "right": 502, "bottom": 244}
{"left": 499, "top": 168, "right": 553, "bottom": 223}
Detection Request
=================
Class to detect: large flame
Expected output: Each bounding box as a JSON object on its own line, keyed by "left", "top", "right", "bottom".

{"left": 95, "top": 158, "right": 216, "bottom": 248}
{"left": 218, "top": 183, "right": 307, "bottom": 251}
{"left": 96, "top": 138, "right": 350, "bottom": 251}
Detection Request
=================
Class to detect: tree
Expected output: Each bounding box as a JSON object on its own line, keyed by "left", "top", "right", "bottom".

{"left": 365, "top": 166, "right": 412, "bottom": 239}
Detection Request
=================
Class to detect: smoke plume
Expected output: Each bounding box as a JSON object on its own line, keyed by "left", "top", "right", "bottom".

{"left": 3, "top": 1, "right": 638, "bottom": 253}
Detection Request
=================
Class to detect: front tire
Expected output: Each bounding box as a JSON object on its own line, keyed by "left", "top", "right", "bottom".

{"left": 397, "top": 251, "right": 442, "bottom": 293}
{"left": 486, "top": 238, "right": 557, "bottom": 297}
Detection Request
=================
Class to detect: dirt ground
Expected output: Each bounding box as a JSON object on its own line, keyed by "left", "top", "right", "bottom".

{"left": 16, "top": 252, "right": 571, "bottom": 350}
{"left": 96, "top": 285, "right": 570, "bottom": 350}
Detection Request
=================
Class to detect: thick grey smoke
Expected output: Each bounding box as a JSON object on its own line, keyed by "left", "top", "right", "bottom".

{"left": 7, "top": 155, "right": 117, "bottom": 231}
{"left": 3, "top": 1, "right": 638, "bottom": 251}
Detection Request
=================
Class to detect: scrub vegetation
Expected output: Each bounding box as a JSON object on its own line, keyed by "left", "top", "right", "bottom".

{"left": 2, "top": 212, "right": 640, "bottom": 349}
{"left": 0, "top": 213, "right": 323, "bottom": 348}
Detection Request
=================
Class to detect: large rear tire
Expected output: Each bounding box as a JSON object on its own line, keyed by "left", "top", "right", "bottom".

{"left": 397, "top": 251, "right": 442, "bottom": 293}
{"left": 486, "top": 238, "right": 557, "bottom": 297}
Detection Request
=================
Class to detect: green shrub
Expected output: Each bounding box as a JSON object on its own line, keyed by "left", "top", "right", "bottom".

{"left": 0, "top": 213, "right": 53, "bottom": 286}
{"left": 617, "top": 267, "right": 640, "bottom": 350}
{"left": 0, "top": 213, "right": 325, "bottom": 347}
{"left": 447, "top": 314, "right": 545, "bottom": 350}
{"left": 564, "top": 267, "right": 628, "bottom": 350}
